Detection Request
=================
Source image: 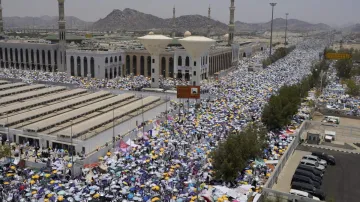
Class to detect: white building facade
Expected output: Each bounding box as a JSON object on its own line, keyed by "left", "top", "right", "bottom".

{"left": 66, "top": 49, "right": 125, "bottom": 79}
{"left": 0, "top": 41, "right": 62, "bottom": 72}
{"left": 174, "top": 49, "right": 210, "bottom": 82}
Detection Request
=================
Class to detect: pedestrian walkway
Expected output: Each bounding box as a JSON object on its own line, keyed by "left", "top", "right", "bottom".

{"left": 272, "top": 150, "right": 311, "bottom": 192}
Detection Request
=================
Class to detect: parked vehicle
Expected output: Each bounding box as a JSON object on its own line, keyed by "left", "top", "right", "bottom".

{"left": 300, "top": 159, "right": 326, "bottom": 171}
{"left": 291, "top": 182, "right": 326, "bottom": 200}
{"left": 303, "top": 155, "right": 327, "bottom": 167}
{"left": 292, "top": 174, "right": 321, "bottom": 188}
{"left": 297, "top": 164, "right": 324, "bottom": 177}
{"left": 311, "top": 151, "right": 336, "bottom": 165}
{"left": 289, "top": 189, "right": 321, "bottom": 201}
{"left": 294, "top": 169, "right": 322, "bottom": 184}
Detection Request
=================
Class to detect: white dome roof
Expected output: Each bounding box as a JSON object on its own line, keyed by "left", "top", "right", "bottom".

{"left": 148, "top": 31, "right": 154, "bottom": 35}
{"left": 223, "top": 34, "right": 229, "bottom": 41}
{"left": 184, "top": 31, "right": 192, "bottom": 37}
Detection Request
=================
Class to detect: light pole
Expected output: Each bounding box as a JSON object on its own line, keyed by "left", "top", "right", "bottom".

{"left": 269, "top": 2, "right": 277, "bottom": 56}
{"left": 285, "top": 13, "right": 289, "bottom": 46}
{"left": 70, "top": 120, "right": 74, "bottom": 178}
{"left": 112, "top": 105, "right": 115, "bottom": 148}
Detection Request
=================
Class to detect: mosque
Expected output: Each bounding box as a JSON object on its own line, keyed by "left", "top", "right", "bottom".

{"left": 0, "top": 0, "right": 266, "bottom": 82}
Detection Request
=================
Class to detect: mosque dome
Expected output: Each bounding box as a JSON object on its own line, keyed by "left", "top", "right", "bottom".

{"left": 148, "top": 31, "right": 154, "bottom": 35}
{"left": 184, "top": 31, "right": 192, "bottom": 37}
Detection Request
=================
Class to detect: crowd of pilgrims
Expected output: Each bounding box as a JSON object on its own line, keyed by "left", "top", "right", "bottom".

{"left": 0, "top": 38, "right": 329, "bottom": 202}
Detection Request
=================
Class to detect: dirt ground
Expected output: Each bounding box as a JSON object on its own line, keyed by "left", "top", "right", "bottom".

{"left": 313, "top": 115, "right": 360, "bottom": 127}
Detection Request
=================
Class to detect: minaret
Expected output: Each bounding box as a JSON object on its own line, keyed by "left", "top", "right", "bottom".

{"left": 228, "top": 0, "right": 235, "bottom": 46}
{"left": 172, "top": 6, "right": 176, "bottom": 38}
{"left": 0, "top": 0, "right": 4, "bottom": 34}
{"left": 58, "top": 0, "right": 66, "bottom": 71}
{"left": 207, "top": 5, "right": 211, "bottom": 37}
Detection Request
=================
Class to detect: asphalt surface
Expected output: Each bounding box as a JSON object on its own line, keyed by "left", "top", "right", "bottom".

{"left": 297, "top": 145, "right": 360, "bottom": 202}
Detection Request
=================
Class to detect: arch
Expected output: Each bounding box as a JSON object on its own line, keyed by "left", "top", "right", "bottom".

{"left": 177, "top": 70, "right": 182, "bottom": 79}
{"left": 140, "top": 56, "right": 145, "bottom": 75}
{"left": 30, "top": 49, "right": 34, "bottom": 63}
{"left": 169, "top": 57, "right": 174, "bottom": 78}
{"left": 0, "top": 48, "right": 3, "bottom": 68}
{"left": 185, "top": 70, "right": 190, "bottom": 81}
{"left": 161, "top": 57, "right": 166, "bottom": 77}
{"left": 261, "top": 47, "right": 264, "bottom": 51}
{"left": 15, "top": 49, "right": 18, "bottom": 63}
{"left": 70, "top": 56, "right": 75, "bottom": 76}
{"left": 132, "top": 55, "right": 137, "bottom": 75}
{"left": 48, "top": 50, "right": 51, "bottom": 65}
{"left": 206, "top": 55, "right": 208, "bottom": 64}
{"left": 105, "top": 69, "right": 108, "bottom": 79}
{"left": 90, "top": 57, "right": 95, "bottom": 78}
{"left": 77, "top": 56, "right": 81, "bottom": 77}
{"left": 42, "top": 50, "right": 46, "bottom": 65}
{"left": 118, "top": 66, "right": 121, "bottom": 77}
{"left": 4, "top": 48, "right": 7, "bottom": 68}
{"left": 178, "top": 56, "right": 182, "bottom": 66}
{"left": 114, "top": 67, "right": 117, "bottom": 77}
{"left": 25, "top": 49, "right": 29, "bottom": 63}
{"left": 20, "top": 49, "right": 23, "bottom": 63}
{"left": 185, "top": 56, "right": 190, "bottom": 66}
{"left": 119, "top": 55, "right": 122, "bottom": 62}
{"left": 10, "top": 48, "right": 13, "bottom": 61}
{"left": 243, "top": 52, "right": 246, "bottom": 57}
{"left": 126, "top": 55, "right": 130, "bottom": 75}
{"left": 110, "top": 57, "right": 113, "bottom": 63}
{"left": 147, "top": 56, "right": 151, "bottom": 76}
{"left": 54, "top": 50, "right": 57, "bottom": 64}
{"left": 109, "top": 68, "right": 113, "bottom": 79}
{"left": 115, "top": 57, "right": 117, "bottom": 63}
{"left": 84, "top": 57, "right": 88, "bottom": 77}
{"left": 105, "top": 57, "right": 108, "bottom": 64}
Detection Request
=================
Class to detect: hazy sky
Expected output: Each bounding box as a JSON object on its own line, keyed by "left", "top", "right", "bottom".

{"left": 2, "top": 0, "right": 359, "bottom": 26}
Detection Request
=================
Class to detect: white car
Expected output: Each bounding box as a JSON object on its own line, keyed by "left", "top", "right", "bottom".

{"left": 303, "top": 155, "right": 327, "bottom": 167}
{"left": 290, "top": 189, "right": 321, "bottom": 201}
{"left": 300, "top": 159, "right": 326, "bottom": 171}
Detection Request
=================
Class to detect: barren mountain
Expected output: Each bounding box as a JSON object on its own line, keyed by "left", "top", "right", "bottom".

{"left": 4, "top": 9, "right": 331, "bottom": 34}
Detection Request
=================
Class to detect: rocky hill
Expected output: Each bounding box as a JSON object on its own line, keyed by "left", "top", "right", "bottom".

{"left": 4, "top": 9, "right": 331, "bottom": 34}
{"left": 4, "top": 16, "right": 92, "bottom": 29}
{"left": 92, "top": 8, "right": 227, "bottom": 34}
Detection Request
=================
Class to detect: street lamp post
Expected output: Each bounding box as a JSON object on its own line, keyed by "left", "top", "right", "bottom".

{"left": 269, "top": 2, "right": 277, "bottom": 56}
{"left": 285, "top": 13, "right": 289, "bottom": 46}
{"left": 70, "top": 120, "right": 74, "bottom": 178}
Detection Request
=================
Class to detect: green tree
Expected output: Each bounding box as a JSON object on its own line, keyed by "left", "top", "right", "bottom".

{"left": 335, "top": 59, "right": 353, "bottom": 79}
{"left": 211, "top": 123, "right": 267, "bottom": 182}
{"left": 344, "top": 79, "right": 360, "bottom": 96}
{"left": 0, "top": 145, "right": 11, "bottom": 159}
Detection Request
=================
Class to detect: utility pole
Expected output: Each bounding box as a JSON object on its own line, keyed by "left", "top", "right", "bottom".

{"left": 285, "top": 13, "right": 289, "bottom": 46}
{"left": 141, "top": 94, "right": 144, "bottom": 134}
{"left": 112, "top": 105, "right": 115, "bottom": 148}
{"left": 269, "top": 2, "right": 277, "bottom": 56}
{"left": 70, "top": 120, "right": 74, "bottom": 178}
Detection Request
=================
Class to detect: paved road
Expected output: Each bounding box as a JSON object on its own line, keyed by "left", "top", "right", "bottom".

{"left": 272, "top": 150, "right": 310, "bottom": 192}
{"left": 298, "top": 145, "right": 360, "bottom": 202}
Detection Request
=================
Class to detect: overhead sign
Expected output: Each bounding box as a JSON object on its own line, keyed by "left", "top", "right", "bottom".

{"left": 325, "top": 52, "right": 352, "bottom": 60}
{"left": 176, "top": 86, "right": 200, "bottom": 99}
{"left": 85, "top": 33, "right": 93, "bottom": 38}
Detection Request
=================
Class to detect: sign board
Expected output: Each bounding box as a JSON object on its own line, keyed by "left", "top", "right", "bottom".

{"left": 176, "top": 86, "right": 200, "bottom": 99}
{"left": 324, "top": 52, "right": 352, "bottom": 60}
{"left": 85, "top": 33, "right": 93, "bottom": 38}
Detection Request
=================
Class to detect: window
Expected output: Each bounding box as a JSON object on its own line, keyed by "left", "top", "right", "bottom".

{"left": 193, "top": 81, "right": 196, "bottom": 86}
{"left": 152, "top": 78, "right": 155, "bottom": 82}
{"left": 194, "top": 61, "right": 197, "bottom": 66}
{"left": 152, "top": 68, "right": 155, "bottom": 73}
{"left": 152, "top": 59, "right": 155, "bottom": 63}
{"left": 193, "top": 71, "right": 196, "bottom": 76}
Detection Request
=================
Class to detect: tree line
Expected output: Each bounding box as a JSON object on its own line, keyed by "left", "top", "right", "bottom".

{"left": 262, "top": 46, "right": 296, "bottom": 67}
{"left": 328, "top": 47, "right": 360, "bottom": 96}
{"left": 261, "top": 60, "right": 329, "bottom": 130}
